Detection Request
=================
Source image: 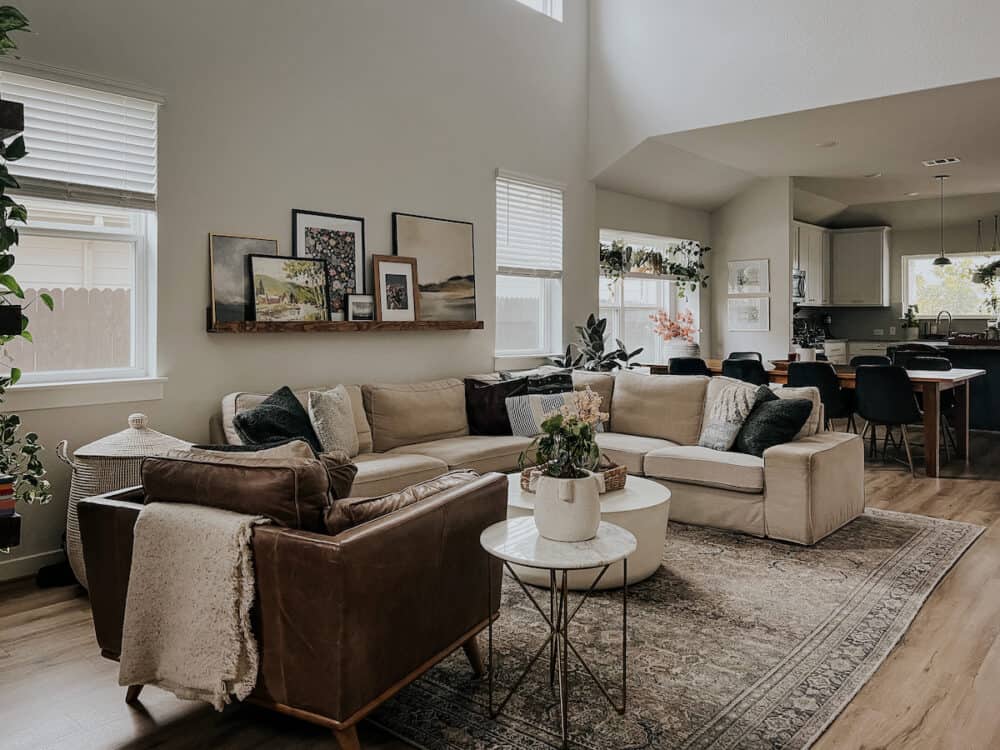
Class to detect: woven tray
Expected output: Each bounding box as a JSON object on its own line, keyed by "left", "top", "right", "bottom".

{"left": 520, "top": 461, "right": 626, "bottom": 494}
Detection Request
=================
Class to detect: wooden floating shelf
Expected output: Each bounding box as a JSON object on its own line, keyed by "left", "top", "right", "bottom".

{"left": 208, "top": 320, "right": 485, "bottom": 333}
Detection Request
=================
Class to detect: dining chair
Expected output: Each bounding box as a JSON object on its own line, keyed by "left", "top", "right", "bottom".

{"left": 903, "top": 356, "right": 958, "bottom": 460}
{"left": 721, "top": 358, "right": 770, "bottom": 386}
{"left": 727, "top": 351, "right": 763, "bottom": 362}
{"left": 850, "top": 355, "right": 891, "bottom": 367}
{"left": 668, "top": 357, "right": 711, "bottom": 376}
{"left": 786, "top": 361, "right": 856, "bottom": 432}
{"left": 854, "top": 366, "right": 922, "bottom": 476}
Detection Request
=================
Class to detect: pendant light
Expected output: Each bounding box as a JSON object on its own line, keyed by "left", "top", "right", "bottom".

{"left": 932, "top": 175, "right": 952, "bottom": 266}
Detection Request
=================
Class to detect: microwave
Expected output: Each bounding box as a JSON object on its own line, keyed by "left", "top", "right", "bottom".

{"left": 792, "top": 269, "right": 806, "bottom": 302}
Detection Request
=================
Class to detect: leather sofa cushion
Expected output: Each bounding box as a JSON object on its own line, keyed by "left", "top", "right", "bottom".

{"left": 351, "top": 452, "right": 450, "bottom": 496}
{"left": 610, "top": 371, "right": 709, "bottom": 445}
{"left": 644, "top": 445, "right": 764, "bottom": 493}
{"left": 595, "top": 432, "right": 678, "bottom": 475}
{"left": 141, "top": 454, "right": 335, "bottom": 531}
{"left": 363, "top": 379, "right": 469, "bottom": 452}
{"left": 325, "top": 469, "right": 480, "bottom": 535}
{"left": 388, "top": 435, "right": 532, "bottom": 474}
{"left": 223, "top": 384, "right": 372, "bottom": 453}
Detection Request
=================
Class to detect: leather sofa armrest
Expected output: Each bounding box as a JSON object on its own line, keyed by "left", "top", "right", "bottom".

{"left": 251, "top": 472, "right": 507, "bottom": 724}
{"left": 763, "top": 432, "right": 864, "bottom": 545}
{"left": 77, "top": 489, "right": 145, "bottom": 658}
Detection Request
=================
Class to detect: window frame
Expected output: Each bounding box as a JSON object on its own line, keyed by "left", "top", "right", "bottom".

{"left": 599, "top": 272, "right": 698, "bottom": 365}
{"left": 901, "top": 251, "right": 999, "bottom": 319}
{"left": 512, "top": 0, "right": 563, "bottom": 22}
{"left": 14, "top": 202, "right": 157, "bottom": 385}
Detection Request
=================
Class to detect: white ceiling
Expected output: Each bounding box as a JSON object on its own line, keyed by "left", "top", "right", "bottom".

{"left": 594, "top": 76, "right": 1000, "bottom": 213}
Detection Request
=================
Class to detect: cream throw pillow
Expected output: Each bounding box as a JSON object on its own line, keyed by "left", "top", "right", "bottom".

{"left": 308, "top": 386, "right": 360, "bottom": 457}
{"left": 698, "top": 381, "right": 759, "bottom": 451}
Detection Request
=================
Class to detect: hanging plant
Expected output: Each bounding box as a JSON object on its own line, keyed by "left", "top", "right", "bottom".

{"left": 973, "top": 215, "right": 1000, "bottom": 316}
{"left": 599, "top": 238, "right": 710, "bottom": 300}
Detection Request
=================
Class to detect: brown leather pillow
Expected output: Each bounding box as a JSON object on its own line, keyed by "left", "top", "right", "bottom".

{"left": 325, "top": 469, "right": 478, "bottom": 535}
{"left": 142, "top": 453, "right": 354, "bottom": 532}
{"left": 320, "top": 451, "right": 359, "bottom": 500}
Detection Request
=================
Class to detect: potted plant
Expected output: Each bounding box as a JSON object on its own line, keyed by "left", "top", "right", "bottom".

{"left": 550, "top": 313, "right": 643, "bottom": 371}
{"left": 519, "top": 389, "right": 607, "bottom": 542}
{"left": 599, "top": 239, "right": 710, "bottom": 301}
{"left": 901, "top": 304, "right": 920, "bottom": 340}
{"left": 973, "top": 259, "right": 1000, "bottom": 320}
{"left": 650, "top": 308, "right": 700, "bottom": 358}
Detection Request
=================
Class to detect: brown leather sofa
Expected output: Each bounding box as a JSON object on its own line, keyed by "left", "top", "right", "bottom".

{"left": 78, "top": 473, "right": 508, "bottom": 750}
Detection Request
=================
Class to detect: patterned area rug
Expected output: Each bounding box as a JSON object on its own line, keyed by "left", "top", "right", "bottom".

{"left": 371, "top": 510, "right": 981, "bottom": 750}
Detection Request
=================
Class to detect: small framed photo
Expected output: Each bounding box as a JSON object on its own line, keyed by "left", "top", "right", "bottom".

{"left": 346, "top": 293, "right": 376, "bottom": 322}
{"left": 292, "top": 209, "right": 365, "bottom": 318}
{"left": 249, "top": 255, "right": 330, "bottom": 322}
{"left": 372, "top": 254, "right": 420, "bottom": 322}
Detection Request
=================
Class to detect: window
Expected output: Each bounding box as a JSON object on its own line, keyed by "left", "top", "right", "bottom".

{"left": 512, "top": 0, "right": 563, "bottom": 21}
{"left": 599, "top": 230, "right": 700, "bottom": 365}
{"left": 495, "top": 170, "right": 563, "bottom": 356}
{"left": 0, "top": 72, "right": 158, "bottom": 383}
{"left": 903, "top": 253, "right": 1000, "bottom": 318}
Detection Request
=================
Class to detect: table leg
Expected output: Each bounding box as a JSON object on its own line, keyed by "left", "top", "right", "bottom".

{"left": 622, "top": 558, "right": 628, "bottom": 714}
{"left": 487, "top": 553, "right": 494, "bottom": 715}
{"left": 955, "top": 382, "right": 970, "bottom": 464}
{"left": 559, "top": 569, "right": 569, "bottom": 749}
{"left": 923, "top": 383, "right": 941, "bottom": 478}
{"left": 549, "top": 568, "right": 556, "bottom": 687}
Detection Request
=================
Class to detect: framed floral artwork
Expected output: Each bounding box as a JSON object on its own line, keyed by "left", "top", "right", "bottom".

{"left": 292, "top": 209, "right": 365, "bottom": 319}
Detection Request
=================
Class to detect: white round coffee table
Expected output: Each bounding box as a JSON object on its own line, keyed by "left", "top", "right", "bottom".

{"left": 506, "top": 473, "right": 670, "bottom": 590}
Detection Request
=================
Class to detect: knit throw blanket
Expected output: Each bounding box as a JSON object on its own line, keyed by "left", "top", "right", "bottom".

{"left": 118, "top": 502, "right": 268, "bottom": 710}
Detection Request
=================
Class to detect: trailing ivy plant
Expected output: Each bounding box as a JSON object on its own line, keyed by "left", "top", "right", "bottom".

{"left": 0, "top": 6, "right": 53, "bottom": 509}
{"left": 599, "top": 238, "right": 710, "bottom": 300}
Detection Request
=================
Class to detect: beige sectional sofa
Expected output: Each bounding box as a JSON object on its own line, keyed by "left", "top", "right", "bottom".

{"left": 209, "top": 369, "right": 864, "bottom": 545}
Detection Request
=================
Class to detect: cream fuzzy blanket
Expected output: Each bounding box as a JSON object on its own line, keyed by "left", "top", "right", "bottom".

{"left": 118, "top": 502, "right": 268, "bottom": 710}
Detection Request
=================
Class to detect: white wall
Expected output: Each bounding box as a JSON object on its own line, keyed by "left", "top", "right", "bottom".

{"left": 710, "top": 178, "right": 793, "bottom": 360}
{"left": 589, "top": 0, "right": 1000, "bottom": 177}
{"left": 1, "top": 0, "right": 593, "bottom": 580}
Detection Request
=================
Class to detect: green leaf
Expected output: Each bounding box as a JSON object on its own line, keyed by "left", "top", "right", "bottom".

{"left": 39, "top": 292, "right": 53, "bottom": 311}
{"left": 2, "top": 135, "right": 25, "bottom": 161}
{"left": 8, "top": 367, "right": 19, "bottom": 385}
{"left": 0, "top": 253, "right": 12, "bottom": 273}
{"left": 0, "top": 274, "right": 22, "bottom": 297}
{"left": 0, "top": 7, "right": 30, "bottom": 33}
{"left": 6, "top": 202, "right": 26, "bottom": 223}
{"left": 19, "top": 329, "right": 30, "bottom": 342}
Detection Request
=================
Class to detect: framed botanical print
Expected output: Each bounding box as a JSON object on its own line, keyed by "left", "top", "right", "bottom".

{"left": 372, "top": 254, "right": 420, "bottom": 322}
{"left": 727, "top": 296, "right": 770, "bottom": 332}
{"left": 727, "top": 259, "right": 770, "bottom": 295}
{"left": 249, "top": 255, "right": 329, "bottom": 322}
{"left": 292, "top": 209, "right": 365, "bottom": 319}
{"left": 391, "top": 212, "right": 475, "bottom": 321}
{"left": 210, "top": 234, "right": 278, "bottom": 324}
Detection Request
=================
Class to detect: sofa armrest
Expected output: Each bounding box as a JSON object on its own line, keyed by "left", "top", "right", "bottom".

{"left": 251, "top": 472, "right": 507, "bottom": 724}
{"left": 77, "top": 488, "right": 145, "bottom": 658}
{"left": 763, "top": 432, "right": 864, "bottom": 545}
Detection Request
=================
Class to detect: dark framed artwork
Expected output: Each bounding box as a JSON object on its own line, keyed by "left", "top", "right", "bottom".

{"left": 249, "top": 255, "right": 330, "bottom": 322}
{"left": 372, "top": 254, "right": 420, "bottom": 322}
{"left": 346, "top": 293, "right": 375, "bottom": 322}
{"left": 210, "top": 234, "right": 278, "bottom": 324}
{"left": 292, "top": 209, "right": 365, "bottom": 320}
{"left": 391, "top": 212, "right": 475, "bottom": 321}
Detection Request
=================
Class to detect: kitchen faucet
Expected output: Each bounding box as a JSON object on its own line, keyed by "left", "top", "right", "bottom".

{"left": 935, "top": 310, "right": 953, "bottom": 339}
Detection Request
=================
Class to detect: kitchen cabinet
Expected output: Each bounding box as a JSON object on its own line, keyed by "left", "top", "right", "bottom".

{"left": 793, "top": 222, "right": 830, "bottom": 306}
{"left": 848, "top": 341, "right": 891, "bottom": 360}
{"left": 830, "top": 227, "right": 890, "bottom": 307}
{"left": 823, "top": 340, "right": 848, "bottom": 364}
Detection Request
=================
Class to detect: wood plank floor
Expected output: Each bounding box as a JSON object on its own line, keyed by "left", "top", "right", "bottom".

{"left": 2, "top": 431, "right": 999, "bottom": 749}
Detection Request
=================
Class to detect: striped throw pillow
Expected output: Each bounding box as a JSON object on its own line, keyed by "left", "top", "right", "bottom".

{"left": 505, "top": 392, "right": 604, "bottom": 437}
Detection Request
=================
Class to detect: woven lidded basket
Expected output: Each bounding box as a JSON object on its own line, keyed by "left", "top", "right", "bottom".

{"left": 57, "top": 413, "right": 190, "bottom": 589}
{"left": 520, "top": 457, "right": 627, "bottom": 495}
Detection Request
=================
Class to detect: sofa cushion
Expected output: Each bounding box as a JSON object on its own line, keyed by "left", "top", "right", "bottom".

{"left": 595, "top": 432, "right": 679, "bottom": 475}
{"left": 610, "top": 371, "right": 709, "bottom": 445}
{"left": 388, "top": 435, "right": 532, "bottom": 474}
{"left": 309, "top": 386, "right": 361, "bottom": 457}
{"left": 699, "top": 377, "right": 759, "bottom": 451}
{"left": 351, "top": 452, "right": 450, "bottom": 497}
{"left": 187, "top": 438, "right": 316, "bottom": 458}
{"left": 232, "top": 386, "right": 322, "bottom": 452}
{"left": 223, "top": 384, "right": 372, "bottom": 453}
{"left": 644, "top": 445, "right": 764, "bottom": 493}
{"left": 733, "top": 387, "right": 813, "bottom": 457}
{"left": 325, "top": 469, "right": 479, "bottom": 535}
{"left": 464, "top": 377, "right": 528, "bottom": 435}
{"left": 363, "top": 379, "right": 468, "bottom": 452}
{"left": 572, "top": 371, "right": 614, "bottom": 426}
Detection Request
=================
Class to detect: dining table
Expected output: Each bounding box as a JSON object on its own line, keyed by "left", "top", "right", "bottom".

{"left": 697, "top": 360, "right": 987, "bottom": 478}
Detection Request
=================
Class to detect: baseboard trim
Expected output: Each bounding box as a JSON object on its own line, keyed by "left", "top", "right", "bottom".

{"left": 0, "top": 549, "right": 66, "bottom": 582}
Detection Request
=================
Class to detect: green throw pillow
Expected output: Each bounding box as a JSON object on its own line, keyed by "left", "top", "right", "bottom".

{"left": 733, "top": 386, "right": 813, "bottom": 457}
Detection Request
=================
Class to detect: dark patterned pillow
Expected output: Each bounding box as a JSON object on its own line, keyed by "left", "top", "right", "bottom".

{"left": 732, "top": 386, "right": 812, "bottom": 457}
{"left": 500, "top": 367, "right": 573, "bottom": 394}
{"left": 465, "top": 378, "right": 528, "bottom": 435}
{"left": 232, "top": 386, "right": 322, "bottom": 453}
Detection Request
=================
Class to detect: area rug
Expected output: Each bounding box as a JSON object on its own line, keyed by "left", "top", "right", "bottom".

{"left": 370, "top": 509, "right": 982, "bottom": 750}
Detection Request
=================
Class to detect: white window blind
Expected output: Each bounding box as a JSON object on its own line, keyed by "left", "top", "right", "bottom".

{"left": 496, "top": 169, "right": 564, "bottom": 278}
{"left": 0, "top": 71, "right": 158, "bottom": 209}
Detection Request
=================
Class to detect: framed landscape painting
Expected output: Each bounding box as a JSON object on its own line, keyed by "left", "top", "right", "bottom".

{"left": 292, "top": 209, "right": 365, "bottom": 319}
{"left": 391, "top": 212, "right": 475, "bottom": 321}
{"left": 210, "top": 234, "right": 278, "bottom": 324}
{"left": 249, "top": 255, "right": 330, "bottom": 322}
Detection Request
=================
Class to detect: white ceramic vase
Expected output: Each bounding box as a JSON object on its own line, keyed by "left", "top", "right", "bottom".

{"left": 533, "top": 471, "right": 604, "bottom": 542}
{"left": 664, "top": 340, "right": 700, "bottom": 359}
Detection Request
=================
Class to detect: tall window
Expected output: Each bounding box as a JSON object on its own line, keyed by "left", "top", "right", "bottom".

{"left": 512, "top": 0, "right": 563, "bottom": 21}
{"left": 599, "top": 231, "right": 700, "bottom": 365}
{"left": 903, "top": 252, "right": 1000, "bottom": 318}
{"left": 0, "top": 71, "right": 158, "bottom": 383}
{"left": 495, "top": 170, "right": 563, "bottom": 357}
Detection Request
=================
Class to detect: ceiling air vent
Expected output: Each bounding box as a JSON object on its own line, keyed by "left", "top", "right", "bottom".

{"left": 922, "top": 157, "right": 961, "bottom": 167}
